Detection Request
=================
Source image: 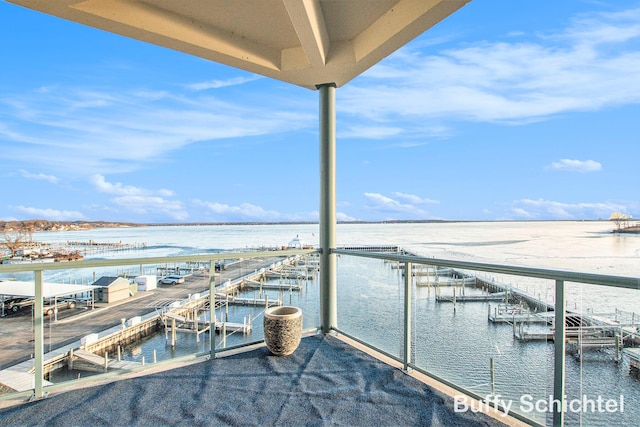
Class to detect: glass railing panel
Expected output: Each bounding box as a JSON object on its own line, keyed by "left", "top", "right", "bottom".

{"left": 333, "top": 250, "right": 640, "bottom": 426}
{"left": 15, "top": 259, "right": 213, "bottom": 395}
{"left": 336, "top": 254, "right": 405, "bottom": 360}
{"left": 0, "top": 273, "right": 36, "bottom": 401}
{"left": 214, "top": 253, "right": 320, "bottom": 349}
{"left": 0, "top": 250, "right": 318, "bottom": 400}
{"left": 411, "top": 267, "right": 552, "bottom": 425}
{"left": 561, "top": 281, "right": 639, "bottom": 426}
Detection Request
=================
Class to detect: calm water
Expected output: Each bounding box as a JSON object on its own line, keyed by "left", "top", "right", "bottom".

{"left": 16, "top": 221, "right": 640, "bottom": 426}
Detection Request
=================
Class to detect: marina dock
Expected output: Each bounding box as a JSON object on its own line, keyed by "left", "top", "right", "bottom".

{"left": 624, "top": 347, "right": 640, "bottom": 370}
{"left": 436, "top": 291, "right": 507, "bottom": 303}
{"left": 0, "top": 254, "right": 311, "bottom": 392}
{"left": 411, "top": 260, "right": 640, "bottom": 365}
{"left": 2, "top": 246, "right": 640, "bottom": 397}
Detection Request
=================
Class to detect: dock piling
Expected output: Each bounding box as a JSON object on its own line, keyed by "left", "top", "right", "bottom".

{"left": 490, "top": 357, "right": 495, "bottom": 396}
{"left": 222, "top": 323, "right": 227, "bottom": 348}
{"left": 171, "top": 318, "right": 176, "bottom": 348}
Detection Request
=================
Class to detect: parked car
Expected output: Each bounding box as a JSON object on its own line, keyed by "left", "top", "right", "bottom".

{"left": 3, "top": 297, "right": 34, "bottom": 313}
{"left": 43, "top": 298, "right": 77, "bottom": 316}
{"left": 158, "top": 275, "right": 185, "bottom": 285}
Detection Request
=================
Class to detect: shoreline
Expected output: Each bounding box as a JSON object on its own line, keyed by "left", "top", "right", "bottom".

{"left": 1, "top": 218, "right": 620, "bottom": 234}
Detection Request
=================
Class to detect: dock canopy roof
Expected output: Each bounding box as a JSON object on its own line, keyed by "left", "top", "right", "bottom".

{"left": 0, "top": 280, "right": 95, "bottom": 299}
{"left": 8, "top": 0, "right": 470, "bottom": 89}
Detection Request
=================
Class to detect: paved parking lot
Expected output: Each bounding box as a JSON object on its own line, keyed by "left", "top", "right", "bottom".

{"left": 0, "top": 256, "right": 286, "bottom": 370}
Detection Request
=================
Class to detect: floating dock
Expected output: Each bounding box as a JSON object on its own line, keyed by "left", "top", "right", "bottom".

{"left": 215, "top": 294, "right": 281, "bottom": 307}
{"left": 242, "top": 280, "right": 302, "bottom": 291}
{"left": 416, "top": 276, "right": 476, "bottom": 287}
{"left": 488, "top": 304, "right": 552, "bottom": 324}
{"left": 624, "top": 347, "right": 640, "bottom": 370}
{"left": 436, "top": 291, "right": 507, "bottom": 303}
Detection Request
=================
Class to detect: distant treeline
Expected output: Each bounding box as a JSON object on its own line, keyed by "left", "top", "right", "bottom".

{"left": 0, "top": 220, "right": 143, "bottom": 233}
{"left": 0, "top": 218, "right": 615, "bottom": 233}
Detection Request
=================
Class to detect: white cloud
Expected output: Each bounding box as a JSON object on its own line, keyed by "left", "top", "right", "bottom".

{"left": 0, "top": 85, "right": 314, "bottom": 175}
{"left": 203, "top": 201, "right": 280, "bottom": 220}
{"left": 193, "top": 199, "right": 320, "bottom": 222}
{"left": 90, "top": 174, "right": 173, "bottom": 197}
{"left": 340, "top": 6, "right": 640, "bottom": 134}
{"left": 509, "top": 198, "right": 625, "bottom": 219}
{"left": 336, "top": 212, "right": 357, "bottom": 222}
{"left": 363, "top": 192, "right": 436, "bottom": 217}
{"left": 91, "top": 175, "right": 187, "bottom": 220}
{"left": 186, "top": 75, "right": 263, "bottom": 91}
{"left": 114, "top": 195, "right": 188, "bottom": 221}
{"left": 509, "top": 207, "right": 538, "bottom": 219}
{"left": 547, "top": 159, "right": 602, "bottom": 172}
{"left": 339, "top": 125, "right": 404, "bottom": 139}
{"left": 19, "top": 169, "right": 58, "bottom": 184}
{"left": 11, "top": 205, "right": 85, "bottom": 221}
{"left": 391, "top": 192, "right": 439, "bottom": 205}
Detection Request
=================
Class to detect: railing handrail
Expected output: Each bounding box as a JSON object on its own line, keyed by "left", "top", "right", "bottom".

{"left": 0, "top": 248, "right": 318, "bottom": 274}
{"left": 2, "top": 246, "right": 637, "bottom": 426}
{"left": 332, "top": 249, "right": 640, "bottom": 290}
{"left": 333, "top": 248, "right": 640, "bottom": 427}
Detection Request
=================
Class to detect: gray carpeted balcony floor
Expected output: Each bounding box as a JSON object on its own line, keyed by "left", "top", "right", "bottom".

{"left": 0, "top": 334, "right": 510, "bottom": 426}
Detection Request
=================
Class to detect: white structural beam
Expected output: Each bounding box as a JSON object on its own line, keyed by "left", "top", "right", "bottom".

{"left": 8, "top": 0, "right": 470, "bottom": 89}
{"left": 283, "top": 0, "right": 329, "bottom": 67}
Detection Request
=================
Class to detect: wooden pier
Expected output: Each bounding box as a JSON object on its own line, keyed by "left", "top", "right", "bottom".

{"left": 0, "top": 254, "right": 312, "bottom": 392}
{"left": 488, "top": 304, "right": 552, "bottom": 324}
{"left": 67, "top": 349, "right": 143, "bottom": 373}
{"left": 242, "top": 280, "right": 302, "bottom": 291}
{"left": 436, "top": 291, "right": 507, "bottom": 303}
{"left": 215, "top": 294, "right": 281, "bottom": 307}
{"left": 624, "top": 347, "right": 640, "bottom": 370}
{"left": 263, "top": 266, "right": 316, "bottom": 281}
{"left": 416, "top": 276, "right": 476, "bottom": 287}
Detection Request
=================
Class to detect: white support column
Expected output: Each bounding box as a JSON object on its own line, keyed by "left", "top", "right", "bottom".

{"left": 318, "top": 83, "right": 337, "bottom": 333}
{"left": 403, "top": 262, "right": 412, "bottom": 371}
{"left": 209, "top": 265, "right": 216, "bottom": 359}
{"left": 553, "top": 279, "right": 566, "bottom": 427}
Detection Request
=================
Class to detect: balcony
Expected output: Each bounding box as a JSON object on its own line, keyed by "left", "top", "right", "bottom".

{"left": 3, "top": 2, "right": 637, "bottom": 426}
{"left": 0, "top": 248, "right": 638, "bottom": 426}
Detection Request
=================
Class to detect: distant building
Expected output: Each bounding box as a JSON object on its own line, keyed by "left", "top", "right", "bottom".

{"left": 92, "top": 276, "right": 131, "bottom": 303}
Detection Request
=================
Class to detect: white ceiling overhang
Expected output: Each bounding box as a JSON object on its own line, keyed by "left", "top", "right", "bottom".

{"left": 8, "top": 0, "right": 471, "bottom": 89}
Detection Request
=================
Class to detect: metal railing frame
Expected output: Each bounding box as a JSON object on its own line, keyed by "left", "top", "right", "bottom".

{"left": 332, "top": 249, "right": 640, "bottom": 427}
{"left": 0, "top": 249, "right": 316, "bottom": 400}
{"left": 2, "top": 247, "right": 639, "bottom": 427}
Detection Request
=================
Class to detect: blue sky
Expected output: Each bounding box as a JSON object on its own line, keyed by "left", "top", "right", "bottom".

{"left": 1, "top": 0, "right": 639, "bottom": 223}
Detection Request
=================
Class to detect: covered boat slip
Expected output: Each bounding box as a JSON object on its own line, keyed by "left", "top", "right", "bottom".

{"left": 0, "top": 281, "right": 93, "bottom": 299}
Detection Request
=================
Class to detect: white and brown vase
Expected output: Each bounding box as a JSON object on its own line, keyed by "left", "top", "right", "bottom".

{"left": 263, "top": 306, "right": 302, "bottom": 356}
